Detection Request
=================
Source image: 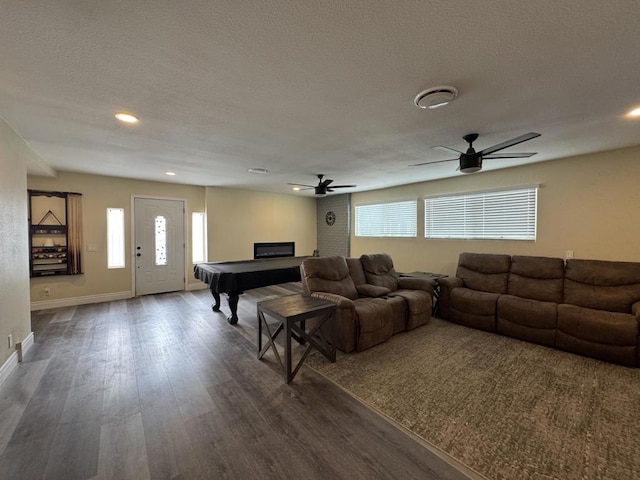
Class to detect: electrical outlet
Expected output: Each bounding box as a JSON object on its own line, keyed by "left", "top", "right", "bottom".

{"left": 44, "top": 287, "right": 51, "bottom": 296}
{"left": 8, "top": 334, "right": 12, "bottom": 349}
{"left": 565, "top": 250, "right": 574, "bottom": 260}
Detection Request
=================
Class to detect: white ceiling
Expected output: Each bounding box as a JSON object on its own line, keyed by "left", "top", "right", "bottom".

{"left": 2, "top": 1, "right": 640, "bottom": 195}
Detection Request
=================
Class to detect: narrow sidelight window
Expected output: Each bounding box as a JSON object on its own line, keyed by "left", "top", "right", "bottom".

{"left": 192, "top": 212, "right": 205, "bottom": 263}
{"left": 107, "top": 208, "right": 125, "bottom": 268}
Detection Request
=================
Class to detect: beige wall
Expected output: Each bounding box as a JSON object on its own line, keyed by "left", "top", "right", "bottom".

{"left": 0, "top": 119, "right": 32, "bottom": 366}
{"left": 22, "top": 145, "right": 640, "bottom": 308}
{"left": 27, "top": 172, "right": 206, "bottom": 303}
{"left": 352, "top": 146, "right": 640, "bottom": 276}
{"left": 205, "top": 187, "right": 317, "bottom": 261}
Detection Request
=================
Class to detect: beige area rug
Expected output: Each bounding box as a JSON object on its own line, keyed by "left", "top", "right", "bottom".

{"left": 306, "top": 318, "right": 640, "bottom": 480}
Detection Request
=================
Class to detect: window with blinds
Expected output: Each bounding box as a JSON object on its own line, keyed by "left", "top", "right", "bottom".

{"left": 355, "top": 200, "right": 417, "bottom": 237}
{"left": 424, "top": 187, "right": 537, "bottom": 240}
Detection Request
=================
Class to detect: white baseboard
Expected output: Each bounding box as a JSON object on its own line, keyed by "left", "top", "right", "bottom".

{"left": 30, "top": 291, "right": 134, "bottom": 311}
{"left": 0, "top": 332, "right": 35, "bottom": 388}
{"left": 186, "top": 282, "right": 208, "bottom": 291}
{"left": 22, "top": 331, "right": 35, "bottom": 353}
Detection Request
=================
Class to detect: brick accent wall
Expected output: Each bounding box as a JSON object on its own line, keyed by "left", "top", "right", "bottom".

{"left": 316, "top": 194, "right": 350, "bottom": 257}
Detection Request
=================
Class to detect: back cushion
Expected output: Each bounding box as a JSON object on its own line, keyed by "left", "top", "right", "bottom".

{"left": 457, "top": 253, "right": 511, "bottom": 294}
{"left": 360, "top": 253, "right": 399, "bottom": 291}
{"left": 564, "top": 259, "right": 640, "bottom": 312}
{"left": 508, "top": 255, "right": 564, "bottom": 303}
{"left": 302, "top": 256, "right": 358, "bottom": 300}
{"left": 346, "top": 257, "right": 367, "bottom": 285}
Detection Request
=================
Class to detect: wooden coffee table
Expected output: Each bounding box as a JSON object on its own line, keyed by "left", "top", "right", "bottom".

{"left": 257, "top": 294, "right": 336, "bottom": 383}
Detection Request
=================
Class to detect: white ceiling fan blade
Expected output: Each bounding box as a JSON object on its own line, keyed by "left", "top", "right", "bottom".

{"left": 480, "top": 132, "right": 541, "bottom": 156}
{"left": 287, "top": 183, "right": 316, "bottom": 188}
{"left": 483, "top": 152, "right": 537, "bottom": 159}
{"left": 409, "top": 158, "right": 458, "bottom": 167}
{"left": 432, "top": 145, "right": 463, "bottom": 155}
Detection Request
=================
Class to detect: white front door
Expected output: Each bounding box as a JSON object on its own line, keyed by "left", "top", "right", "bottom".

{"left": 134, "top": 197, "right": 185, "bottom": 295}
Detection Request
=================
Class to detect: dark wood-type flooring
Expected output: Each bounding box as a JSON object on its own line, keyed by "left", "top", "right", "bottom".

{"left": 0, "top": 283, "right": 480, "bottom": 480}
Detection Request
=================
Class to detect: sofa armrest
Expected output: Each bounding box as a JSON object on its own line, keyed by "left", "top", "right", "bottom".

{"left": 310, "top": 292, "right": 355, "bottom": 309}
{"left": 397, "top": 277, "right": 434, "bottom": 294}
{"left": 310, "top": 292, "right": 358, "bottom": 353}
{"left": 356, "top": 284, "right": 391, "bottom": 298}
{"left": 436, "top": 276, "right": 463, "bottom": 320}
{"left": 438, "top": 276, "right": 464, "bottom": 289}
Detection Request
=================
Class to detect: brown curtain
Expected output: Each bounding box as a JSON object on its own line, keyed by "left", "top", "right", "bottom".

{"left": 66, "top": 193, "right": 83, "bottom": 274}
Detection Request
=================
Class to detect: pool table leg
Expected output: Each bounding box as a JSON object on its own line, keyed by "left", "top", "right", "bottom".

{"left": 210, "top": 289, "right": 241, "bottom": 325}
{"left": 227, "top": 293, "right": 240, "bottom": 325}
{"left": 211, "top": 291, "right": 221, "bottom": 312}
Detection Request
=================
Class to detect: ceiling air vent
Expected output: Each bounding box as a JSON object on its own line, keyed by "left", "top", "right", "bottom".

{"left": 414, "top": 86, "right": 458, "bottom": 109}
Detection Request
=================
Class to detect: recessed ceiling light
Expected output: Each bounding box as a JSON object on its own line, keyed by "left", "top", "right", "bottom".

{"left": 414, "top": 86, "right": 458, "bottom": 109}
{"left": 292, "top": 186, "right": 301, "bottom": 191}
{"left": 115, "top": 112, "right": 140, "bottom": 124}
{"left": 248, "top": 168, "right": 269, "bottom": 174}
{"left": 627, "top": 107, "right": 640, "bottom": 117}
{"left": 165, "top": 171, "right": 176, "bottom": 176}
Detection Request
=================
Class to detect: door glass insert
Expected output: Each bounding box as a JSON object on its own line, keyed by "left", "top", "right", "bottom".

{"left": 155, "top": 216, "right": 167, "bottom": 266}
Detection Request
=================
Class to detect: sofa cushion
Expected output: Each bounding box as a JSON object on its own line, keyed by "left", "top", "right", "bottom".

{"left": 497, "top": 295, "right": 557, "bottom": 346}
{"left": 557, "top": 304, "right": 638, "bottom": 346}
{"left": 302, "top": 256, "right": 358, "bottom": 300}
{"left": 557, "top": 304, "right": 638, "bottom": 366}
{"left": 346, "top": 257, "right": 367, "bottom": 285}
{"left": 360, "top": 253, "right": 399, "bottom": 291}
{"left": 498, "top": 295, "right": 558, "bottom": 330}
{"left": 389, "top": 289, "right": 432, "bottom": 330}
{"left": 564, "top": 259, "right": 640, "bottom": 313}
{"left": 353, "top": 298, "right": 393, "bottom": 351}
{"left": 451, "top": 288, "right": 501, "bottom": 316}
{"left": 507, "top": 256, "right": 564, "bottom": 303}
{"left": 385, "top": 295, "right": 407, "bottom": 334}
{"left": 456, "top": 253, "right": 511, "bottom": 294}
{"left": 347, "top": 257, "right": 392, "bottom": 297}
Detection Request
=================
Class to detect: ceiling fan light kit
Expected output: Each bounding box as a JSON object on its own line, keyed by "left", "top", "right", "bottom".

{"left": 460, "top": 156, "right": 482, "bottom": 173}
{"left": 414, "top": 86, "right": 458, "bottom": 109}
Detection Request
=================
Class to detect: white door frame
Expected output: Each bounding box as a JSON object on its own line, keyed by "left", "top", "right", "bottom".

{"left": 131, "top": 195, "right": 189, "bottom": 296}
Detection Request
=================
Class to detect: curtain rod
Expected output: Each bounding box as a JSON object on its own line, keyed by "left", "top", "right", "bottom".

{"left": 28, "top": 189, "right": 83, "bottom": 196}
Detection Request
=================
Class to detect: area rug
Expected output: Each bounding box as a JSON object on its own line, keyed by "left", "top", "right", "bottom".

{"left": 305, "top": 318, "right": 640, "bottom": 480}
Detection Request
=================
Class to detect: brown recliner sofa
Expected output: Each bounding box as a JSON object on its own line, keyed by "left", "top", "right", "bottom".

{"left": 301, "top": 254, "right": 433, "bottom": 353}
{"left": 438, "top": 252, "right": 640, "bottom": 366}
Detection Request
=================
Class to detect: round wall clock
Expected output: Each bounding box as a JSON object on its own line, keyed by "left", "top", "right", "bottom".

{"left": 325, "top": 211, "right": 336, "bottom": 226}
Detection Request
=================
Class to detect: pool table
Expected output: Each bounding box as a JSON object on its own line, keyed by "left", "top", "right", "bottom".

{"left": 193, "top": 256, "right": 308, "bottom": 324}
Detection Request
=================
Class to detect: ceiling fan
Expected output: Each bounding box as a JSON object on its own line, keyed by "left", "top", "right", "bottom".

{"left": 410, "top": 132, "right": 541, "bottom": 173}
{"left": 288, "top": 174, "right": 357, "bottom": 195}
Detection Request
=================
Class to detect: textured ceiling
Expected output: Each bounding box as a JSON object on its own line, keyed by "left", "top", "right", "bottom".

{"left": 2, "top": 1, "right": 640, "bottom": 195}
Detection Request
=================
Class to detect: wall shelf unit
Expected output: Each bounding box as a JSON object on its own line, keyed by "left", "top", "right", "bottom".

{"left": 28, "top": 190, "right": 83, "bottom": 277}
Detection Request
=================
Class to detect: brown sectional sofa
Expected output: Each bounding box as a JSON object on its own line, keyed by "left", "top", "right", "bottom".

{"left": 439, "top": 253, "right": 640, "bottom": 366}
{"left": 301, "top": 254, "right": 433, "bottom": 353}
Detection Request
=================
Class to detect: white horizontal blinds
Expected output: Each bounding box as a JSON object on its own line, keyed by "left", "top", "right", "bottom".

{"left": 425, "top": 187, "right": 537, "bottom": 240}
{"left": 355, "top": 200, "right": 417, "bottom": 237}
